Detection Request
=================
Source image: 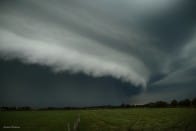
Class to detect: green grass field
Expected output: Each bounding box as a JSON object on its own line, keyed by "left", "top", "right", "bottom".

{"left": 0, "top": 108, "right": 196, "bottom": 131}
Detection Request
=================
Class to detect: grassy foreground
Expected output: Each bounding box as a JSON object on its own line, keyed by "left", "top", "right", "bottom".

{"left": 0, "top": 108, "right": 196, "bottom": 131}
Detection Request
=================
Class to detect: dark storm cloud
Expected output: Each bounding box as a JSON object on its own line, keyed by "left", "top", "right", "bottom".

{"left": 0, "top": 60, "right": 141, "bottom": 107}
{"left": 0, "top": 0, "right": 153, "bottom": 87}
{"left": 0, "top": 0, "right": 196, "bottom": 106}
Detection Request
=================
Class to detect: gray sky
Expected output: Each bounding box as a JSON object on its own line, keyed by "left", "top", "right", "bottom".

{"left": 0, "top": 0, "right": 196, "bottom": 106}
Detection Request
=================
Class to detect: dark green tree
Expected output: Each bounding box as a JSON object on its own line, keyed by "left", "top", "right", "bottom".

{"left": 192, "top": 98, "right": 196, "bottom": 106}
{"left": 179, "top": 99, "right": 191, "bottom": 107}
{"left": 155, "top": 101, "right": 168, "bottom": 107}
{"left": 170, "top": 99, "right": 178, "bottom": 107}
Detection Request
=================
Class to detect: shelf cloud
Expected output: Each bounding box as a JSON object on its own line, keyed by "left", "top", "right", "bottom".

{"left": 0, "top": 0, "right": 196, "bottom": 91}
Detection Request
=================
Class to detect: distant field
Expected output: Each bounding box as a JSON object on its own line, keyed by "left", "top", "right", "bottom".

{"left": 0, "top": 108, "right": 196, "bottom": 131}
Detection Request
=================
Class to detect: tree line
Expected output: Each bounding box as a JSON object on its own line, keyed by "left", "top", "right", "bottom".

{"left": 120, "top": 98, "right": 196, "bottom": 108}
{"left": 0, "top": 98, "right": 196, "bottom": 111}
{"left": 140, "top": 98, "right": 196, "bottom": 108}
